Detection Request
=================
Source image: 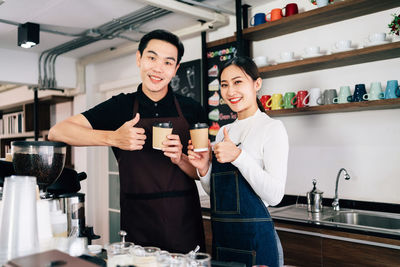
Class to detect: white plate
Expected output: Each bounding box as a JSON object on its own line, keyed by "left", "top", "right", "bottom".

{"left": 364, "top": 40, "right": 391, "bottom": 47}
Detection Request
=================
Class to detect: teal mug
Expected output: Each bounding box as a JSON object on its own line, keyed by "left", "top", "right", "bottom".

{"left": 384, "top": 80, "right": 400, "bottom": 99}
{"left": 333, "top": 86, "right": 351, "bottom": 104}
{"left": 363, "top": 82, "right": 384, "bottom": 101}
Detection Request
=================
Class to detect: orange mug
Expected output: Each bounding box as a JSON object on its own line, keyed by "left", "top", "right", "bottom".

{"left": 266, "top": 8, "right": 283, "bottom": 22}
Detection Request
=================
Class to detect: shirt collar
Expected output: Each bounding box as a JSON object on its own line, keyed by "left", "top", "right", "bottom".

{"left": 137, "top": 84, "right": 175, "bottom": 107}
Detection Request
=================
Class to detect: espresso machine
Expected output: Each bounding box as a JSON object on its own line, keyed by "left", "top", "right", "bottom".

{"left": 0, "top": 141, "right": 100, "bottom": 244}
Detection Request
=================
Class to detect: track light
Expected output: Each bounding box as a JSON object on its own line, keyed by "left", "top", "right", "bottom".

{"left": 18, "top": 22, "right": 40, "bottom": 48}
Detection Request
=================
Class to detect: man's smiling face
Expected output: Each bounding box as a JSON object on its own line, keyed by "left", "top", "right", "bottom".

{"left": 136, "top": 39, "right": 180, "bottom": 101}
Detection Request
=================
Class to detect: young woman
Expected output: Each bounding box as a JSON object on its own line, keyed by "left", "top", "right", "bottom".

{"left": 188, "top": 57, "right": 288, "bottom": 267}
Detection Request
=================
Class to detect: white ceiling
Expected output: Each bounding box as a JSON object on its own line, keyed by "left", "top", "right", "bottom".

{"left": 0, "top": 0, "right": 269, "bottom": 59}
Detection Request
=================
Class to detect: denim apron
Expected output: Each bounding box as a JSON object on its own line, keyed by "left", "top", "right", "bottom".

{"left": 210, "top": 156, "right": 279, "bottom": 267}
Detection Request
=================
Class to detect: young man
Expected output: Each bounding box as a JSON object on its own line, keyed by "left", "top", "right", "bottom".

{"left": 48, "top": 29, "right": 206, "bottom": 253}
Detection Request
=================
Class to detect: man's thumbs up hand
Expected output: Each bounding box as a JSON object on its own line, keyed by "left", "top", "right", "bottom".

{"left": 111, "top": 113, "right": 146, "bottom": 151}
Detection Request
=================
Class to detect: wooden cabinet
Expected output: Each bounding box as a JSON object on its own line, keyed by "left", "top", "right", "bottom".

{"left": 0, "top": 95, "right": 73, "bottom": 166}
{"left": 202, "top": 214, "right": 212, "bottom": 254}
{"left": 202, "top": 216, "right": 400, "bottom": 265}
{"left": 275, "top": 221, "right": 400, "bottom": 267}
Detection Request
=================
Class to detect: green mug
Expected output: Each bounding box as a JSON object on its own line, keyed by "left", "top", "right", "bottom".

{"left": 283, "top": 92, "right": 296, "bottom": 109}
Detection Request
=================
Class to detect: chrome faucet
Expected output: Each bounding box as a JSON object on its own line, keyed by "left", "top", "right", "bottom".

{"left": 332, "top": 168, "right": 351, "bottom": 211}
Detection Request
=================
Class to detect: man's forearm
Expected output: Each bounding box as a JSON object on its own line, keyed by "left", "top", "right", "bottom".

{"left": 48, "top": 116, "right": 112, "bottom": 147}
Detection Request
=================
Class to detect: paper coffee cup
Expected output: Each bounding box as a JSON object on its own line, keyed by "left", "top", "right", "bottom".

{"left": 5, "top": 152, "right": 12, "bottom": 162}
{"left": 190, "top": 123, "right": 209, "bottom": 152}
{"left": 152, "top": 122, "right": 173, "bottom": 150}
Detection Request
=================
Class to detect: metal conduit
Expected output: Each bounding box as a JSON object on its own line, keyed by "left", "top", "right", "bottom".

{"left": 38, "top": 6, "right": 171, "bottom": 89}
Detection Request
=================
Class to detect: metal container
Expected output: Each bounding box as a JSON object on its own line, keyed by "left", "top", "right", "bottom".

{"left": 307, "top": 179, "right": 323, "bottom": 213}
{"left": 56, "top": 193, "right": 86, "bottom": 236}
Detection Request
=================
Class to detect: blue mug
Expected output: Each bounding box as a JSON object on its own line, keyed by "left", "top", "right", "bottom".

{"left": 250, "top": 13, "right": 266, "bottom": 26}
{"left": 384, "top": 80, "right": 400, "bottom": 99}
{"left": 347, "top": 84, "right": 367, "bottom": 102}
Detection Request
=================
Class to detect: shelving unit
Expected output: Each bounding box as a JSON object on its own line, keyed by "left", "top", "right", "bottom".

{"left": 206, "top": 0, "right": 400, "bottom": 117}
{"left": 0, "top": 95, "right": 73, "bottom": 165}
{"left": 242, "top": 0, "right": 400, "bottom": 41}
{"left": 266, "top": 98, "right": 400, "bottom": 117}
{"left": 258, "top": 42, "right": 400, "bottom": 78}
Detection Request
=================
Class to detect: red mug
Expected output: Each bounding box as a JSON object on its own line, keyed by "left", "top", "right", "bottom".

{"left": 260, "top": 95, "right": 271, "bottom": 110}
{"left": 283, "top": 3, "right": 299, "bottom": 17}
{"left": 291, "top": 90, "right": 310, "bottom": 108}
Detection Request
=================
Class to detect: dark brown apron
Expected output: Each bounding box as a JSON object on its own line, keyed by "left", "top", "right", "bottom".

{"left": 113, "top": 96, "right": 205, "bottom": 253}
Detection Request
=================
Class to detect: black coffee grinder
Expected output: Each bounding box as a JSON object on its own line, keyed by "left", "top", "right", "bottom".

{"left": 0, "top": 141, "right": 100, "bottom": 245}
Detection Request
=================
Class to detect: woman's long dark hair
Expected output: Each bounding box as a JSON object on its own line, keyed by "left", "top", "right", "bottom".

{"left": 218, "top": 56, "right": 266, "bottom": 112}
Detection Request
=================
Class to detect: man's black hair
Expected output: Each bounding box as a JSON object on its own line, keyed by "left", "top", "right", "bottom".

{"left": 138, "top": 29, "right": 184, "bottom": 65}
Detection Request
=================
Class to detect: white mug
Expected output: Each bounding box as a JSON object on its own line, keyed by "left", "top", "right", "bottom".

{"left": 305, "top": 46, "right": 320, "bottom": 55}
{"left": 304, "top": 88, "right": 322, "bottom": 106}
{"left": 280, "top": 51, "right": 294, "bottom": 61}
{"left": 334, "top": 40, "right": 351, "bottom": 50}
{"left": 253, "top": 56, "right": 268, "bottom": 67}
{"left": 368, "top": 32, "right": 386, "bottom": 43}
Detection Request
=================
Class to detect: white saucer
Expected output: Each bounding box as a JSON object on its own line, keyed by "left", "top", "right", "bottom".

{"left": 364, "top": 40, "right": 391, "bottom": 47}
{"left": 331, "top": 47, "right": 356, "bottom": 53}
{"left": 302, "top": 51, "right": 328, "bottom": 59}
{"left": 255, "top": 63, "right": 270, "bottom": 67}
{"left": 275, "top": 57, "right": 301, "bottom": 64}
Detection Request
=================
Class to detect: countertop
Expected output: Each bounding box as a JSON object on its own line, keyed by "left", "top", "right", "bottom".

{"left": 268, "top": 204, "right": 400, "bottom": 238}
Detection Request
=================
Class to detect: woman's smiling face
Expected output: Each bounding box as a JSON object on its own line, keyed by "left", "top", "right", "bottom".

{"left": 220, "top": 65, "right": 261, "bottom": 120}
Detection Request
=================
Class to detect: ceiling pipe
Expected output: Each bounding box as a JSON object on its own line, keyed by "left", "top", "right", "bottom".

{"left": 69, "top": 0, "right": 229, "bottom": 96}
{"left": 38, "top": 6, "right": 170, "bottom": 91}
{"left": 178, "top": 0, "right": 235, "bottom": 15}
{"left": 137, "top": 0, "right": 227, "bottom": 25}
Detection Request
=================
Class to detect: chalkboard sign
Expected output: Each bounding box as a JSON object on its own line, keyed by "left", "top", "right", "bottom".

{"left": 170, "top": 59, "right": 203, "bottom": 105}
{"left": 206, "top": 42, "right": 238, "bottom": 142}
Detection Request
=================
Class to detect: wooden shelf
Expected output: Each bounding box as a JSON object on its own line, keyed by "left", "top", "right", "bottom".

{"left": 0, "top": 131, "right": 35, "bottom": 139}
{"left": 242, "top": 0, "right": 400, "bottom": 41}
{"left": 266, "top": 98, "right": 400, "bottom": 117}
{"left": 0, "top": 95, "right": 72, "bottom": 113}
{"left": 258, "top": 42, "right": 400, "bottom": 78}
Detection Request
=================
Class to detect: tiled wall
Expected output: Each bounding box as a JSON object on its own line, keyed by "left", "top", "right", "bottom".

{"left": 108, "top": 148, "right": 120, "bottom": 243}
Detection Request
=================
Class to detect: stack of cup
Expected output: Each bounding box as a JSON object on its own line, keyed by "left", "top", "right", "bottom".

{"left": 0, "top": 176, "right": 39, "bottom": 264}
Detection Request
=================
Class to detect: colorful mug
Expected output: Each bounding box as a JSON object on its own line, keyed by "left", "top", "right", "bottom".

{"left": 266, "top": 93, "right": 283, "bottom": 110}
{"left": 260, "top": 95, "right": 271, "bottom": 110}
{"left": 266, "top": 8, "right": 283, "bottom": 22}
{"left": 291, "top": 90, "right": 309, "bottom": 108}
{"left": 250, "top": 13, "right": 266, "bottom": 26}
{"left": 283, "top": 3, "right": 298, "bottom": 17}
{"left": 283, "top": 92, "right": 296, "bottom": 109}
{"left": 384, "top": 80, "right": 400, "bottom": 99}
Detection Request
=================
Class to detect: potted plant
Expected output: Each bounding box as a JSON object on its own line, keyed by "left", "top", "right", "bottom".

{"left": 388, "top": 13, "right": 400, "bottom": 36}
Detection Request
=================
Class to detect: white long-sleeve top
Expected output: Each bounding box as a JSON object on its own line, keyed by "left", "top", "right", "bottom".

{"left": 199, "top": 109, "right": 289, "bottom": 207}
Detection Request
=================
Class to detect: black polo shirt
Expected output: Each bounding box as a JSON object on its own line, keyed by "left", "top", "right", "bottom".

{"left": 82, "top": 84, "right": 207, "bottom": 131}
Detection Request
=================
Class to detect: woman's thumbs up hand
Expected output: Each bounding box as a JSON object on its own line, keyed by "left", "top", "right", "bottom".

{"left": 214, "top": 127, "right": 241, "bottom": 163}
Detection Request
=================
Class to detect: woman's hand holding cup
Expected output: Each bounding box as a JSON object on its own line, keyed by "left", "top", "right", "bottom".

{"left": 187, "top": 139, "right": 211, "bottom": 177}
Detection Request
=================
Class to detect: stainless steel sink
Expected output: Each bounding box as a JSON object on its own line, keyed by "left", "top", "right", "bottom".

{"left": 269, "top": 204, "right": 400, "bottom": 235}
{"left": 323, "top": 211, "right": 400, "bottom": 230}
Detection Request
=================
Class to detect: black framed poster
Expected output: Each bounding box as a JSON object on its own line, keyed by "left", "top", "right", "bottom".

{"left": 170, "top": 59, "right": 203, "bottom": 105}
